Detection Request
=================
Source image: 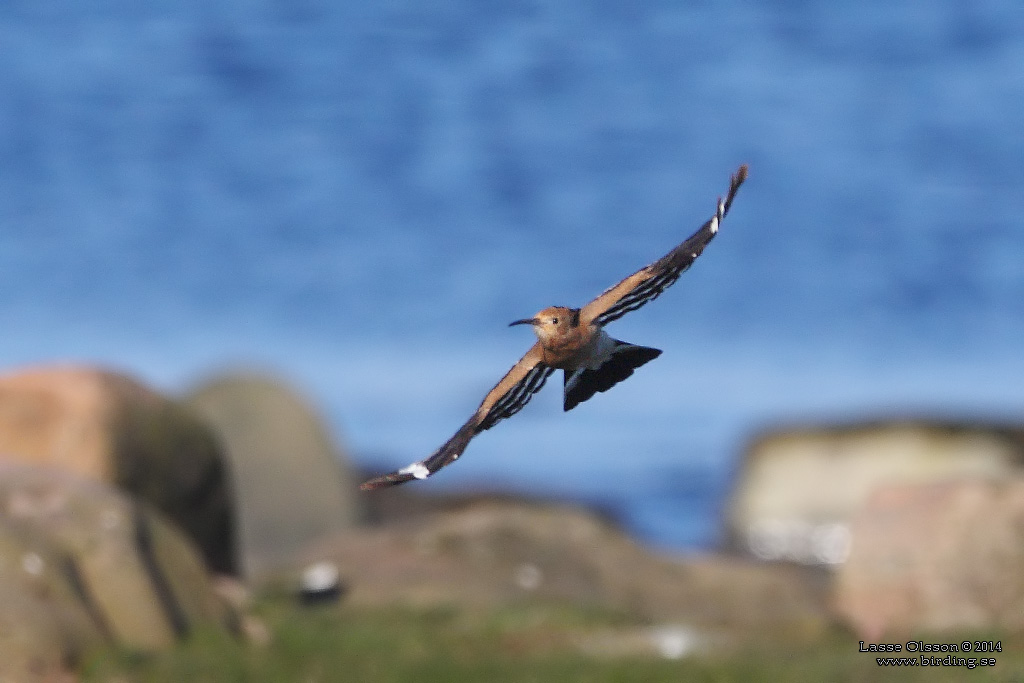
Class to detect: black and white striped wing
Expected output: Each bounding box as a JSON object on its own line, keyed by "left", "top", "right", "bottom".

{"left": 580, "top": 165, "right": 747, "bottom": 328}
{"left": 360, "top": 344, "right": 553, "bottom": 490}
{"left": 475, "top": 353, "right": 554, "bottom": 432}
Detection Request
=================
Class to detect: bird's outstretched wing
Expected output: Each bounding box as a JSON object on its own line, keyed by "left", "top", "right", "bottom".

{"left": 360, "top": 344, "right": 554, "bottom": 490}
{"left": 580, "top": 165, "right": 748, "bottom": 328}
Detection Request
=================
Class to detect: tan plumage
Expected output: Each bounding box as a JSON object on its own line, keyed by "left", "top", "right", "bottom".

{"left": 361, "top": 165, "right": 748, "bottom": 490}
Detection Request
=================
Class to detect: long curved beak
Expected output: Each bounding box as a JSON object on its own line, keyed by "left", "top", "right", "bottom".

{"left": 509, "top": 317, "right": 538, "bottom": 327}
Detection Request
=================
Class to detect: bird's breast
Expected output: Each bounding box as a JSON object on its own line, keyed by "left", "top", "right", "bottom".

{"left": 540, "top": 326, "right": 598, "bottom": 369}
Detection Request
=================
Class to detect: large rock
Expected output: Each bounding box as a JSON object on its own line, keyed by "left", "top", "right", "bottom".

{"left": 0, "top": 462, "right": 236, "bottom": 652}
{"left": 834, "top": 478, "right": 1024, "bottom": 638}
{"left": 185, "top": 373, "right": 364, "bottom": 579}
{"left": 0, "top": 366, "right": 235, "bottom": 573}
{"left": 303, "top": 500, "right": 828, "bottom": 636}
{"left": 0, "top": 519, "right": 104, "bottom": 682}
{"left": 727, "top": 420, "right": 1024, "bottom": 564}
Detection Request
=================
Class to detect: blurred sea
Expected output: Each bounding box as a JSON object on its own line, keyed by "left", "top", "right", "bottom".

{"left": 1, "top": 1, "right": 1022, "bottom": 551}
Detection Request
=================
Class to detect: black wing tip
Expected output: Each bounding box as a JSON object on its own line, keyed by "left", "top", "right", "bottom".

{"left": 728, "top": 165, "right": 748, "bottom": 198}
{"left": 362, "top": 419, "right": 479, "bottom": 491}
{"left": 360, "top": 472, "right": 415, "bottom": 491}
{"left": 723, "top": 165, "right": 748, "bottom": 214}
{"left": 734, "top": 164, "right": 749, "bottom": 186}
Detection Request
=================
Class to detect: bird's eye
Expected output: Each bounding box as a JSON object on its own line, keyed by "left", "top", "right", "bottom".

{"left": 551, "top": 317, "right": 558, "bottom": 324}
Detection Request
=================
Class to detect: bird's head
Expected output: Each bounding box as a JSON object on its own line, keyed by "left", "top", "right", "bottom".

{"left": 509, "top": 306, "right": 578, "bottom": 342}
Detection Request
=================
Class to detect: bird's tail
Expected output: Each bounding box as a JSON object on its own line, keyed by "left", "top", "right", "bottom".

{"left": 563, "top": 341, "right": 662, "bottom": 411}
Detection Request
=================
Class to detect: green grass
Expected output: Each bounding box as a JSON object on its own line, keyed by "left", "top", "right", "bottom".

{"left": 80, "top": 599, "right": 1024, "bottom": 683}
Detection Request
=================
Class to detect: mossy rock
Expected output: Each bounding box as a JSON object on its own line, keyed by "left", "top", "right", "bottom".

{"left": 0, "top": 519, "right": 105, "bottom": 682}
{"left": 0, "top": 462, "right": 236, "bottom": 652}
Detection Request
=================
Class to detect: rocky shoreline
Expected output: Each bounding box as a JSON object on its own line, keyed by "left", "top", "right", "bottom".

{"left": 0, "top": 364, "right": 1020, "bottom": 680}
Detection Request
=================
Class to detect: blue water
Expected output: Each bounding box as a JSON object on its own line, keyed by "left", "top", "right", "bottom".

{"left": 1, "top": 1, "right": 1023, "bottom": 552}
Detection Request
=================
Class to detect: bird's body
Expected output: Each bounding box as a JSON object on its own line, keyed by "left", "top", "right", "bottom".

{"left": 361, "top": 165, "right": 748, "bottom": 490}
{"left": 511, "top": 306, "right": 663, "bottom": 411}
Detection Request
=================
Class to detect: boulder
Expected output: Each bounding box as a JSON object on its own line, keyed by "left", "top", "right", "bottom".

{"left": 0, "top": 461, "right": 235, "bottom": 651}
{"left": 302, "top": 500, "right": 828, "bottom": 636}
{"left": 0, "top": 366, "right": 235, "bottom": 573}
{"left": 0, "top": 519, "right": 103, "bottom": 682}
{"left": 184, "top": 373, "right": 364, "bottom": 579}
{"left": 834, "top": 478, "right": 1024, "bottom": 638}
{"left": 727, "top": 419, "right": 1024, "bottom": 564}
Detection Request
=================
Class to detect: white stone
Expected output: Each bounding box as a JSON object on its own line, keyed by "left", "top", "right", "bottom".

{"left": 514, "top": 563, "right": 543, "bottom": 591}
{"left": 21, "top": 552, "right": 43, "bottom": 576}
{"left": 648, "top": 625, "right": 696, "bottom": 659}
{"left": 301, "top": 561, "right": 340, "bottom": 592}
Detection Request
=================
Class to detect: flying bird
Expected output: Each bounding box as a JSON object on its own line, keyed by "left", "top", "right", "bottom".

{"left": 361, "top": 165, "right": 748, "bottom": 490}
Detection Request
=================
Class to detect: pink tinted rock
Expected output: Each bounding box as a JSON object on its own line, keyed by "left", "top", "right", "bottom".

{"left": 0, "top": 365, "right": 235, "bottom": 573}
{"left": 834, "top": 478, "right": 1024, "bottom": 638}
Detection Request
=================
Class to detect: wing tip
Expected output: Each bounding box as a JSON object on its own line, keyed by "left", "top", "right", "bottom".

{"left": 720, "top": 164, "right": 749, "bottom": 218}
{"left": 734, "top": 164, "right": 749, "bottom": 185}
{"left": 359, "top": 473, "right": 412, "bottom": 491}
{"left": 360, "top": 461, "right": 430, "bottom": 490}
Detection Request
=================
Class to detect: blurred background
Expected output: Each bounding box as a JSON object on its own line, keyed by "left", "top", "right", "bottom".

{"left": 0, "top": 0, "right": 1022, "bottom": 556}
